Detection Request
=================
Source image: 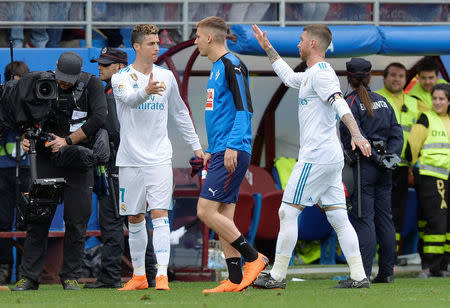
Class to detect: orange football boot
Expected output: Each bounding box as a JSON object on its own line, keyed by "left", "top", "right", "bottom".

{"left": 118, "top": 274, "right": 148, "bottom": 291}
{"left": 202, "top": 279, "right": 241, "bottom": 293}
{"left": 155, "top": 275, "right": 170, "bottom": 291}
{"left": 237, "top": 253, "right": 269, "bottom": 291}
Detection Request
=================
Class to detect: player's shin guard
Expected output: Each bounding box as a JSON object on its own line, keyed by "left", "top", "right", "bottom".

{"left": 128, "top": 220, "right": 148, "bottom": 276}
{"left": 271, "top": 202, "right": 301, "bottom": 282}
{"left": 326, "top": 209, "right": 366, "bottom": 281}
{"left": 152, "top": 217, "right": 171, "bottom": 277}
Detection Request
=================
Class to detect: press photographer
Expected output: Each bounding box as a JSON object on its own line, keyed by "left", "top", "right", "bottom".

{"left": 11, "top": 51, "right": 107, "bottom": 291}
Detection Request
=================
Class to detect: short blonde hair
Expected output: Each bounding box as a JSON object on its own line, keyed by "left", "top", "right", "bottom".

{"left": 197, "top": 16, "right": 228, "bottom": 42}
{"left": 131, "top": 24, "right": 159, "bottom": 46}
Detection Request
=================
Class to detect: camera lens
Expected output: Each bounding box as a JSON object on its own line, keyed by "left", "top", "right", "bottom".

{"left": 35, "top": 78, "right": 57, "bottom": 100}
{"left": 39, "top": 82, "right": 52, "bottom": 96}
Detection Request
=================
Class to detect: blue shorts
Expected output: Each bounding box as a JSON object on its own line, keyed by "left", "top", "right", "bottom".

{"left": 200, "top": 150, "right": 250, "bottom": 204}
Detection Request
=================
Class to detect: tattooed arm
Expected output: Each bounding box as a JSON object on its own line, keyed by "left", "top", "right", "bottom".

{"left": 341, "top": 113, "right": 371, "bottom": 157}
{"left": 252, "top": 24, "right": 280, "bottom": 63}
{"left": 252, "top": 24, "right": 303, "bottom": 89}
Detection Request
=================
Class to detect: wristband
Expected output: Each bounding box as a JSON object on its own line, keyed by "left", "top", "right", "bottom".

{"left": 65, "top": 135, "right": 73, "bottom": 145}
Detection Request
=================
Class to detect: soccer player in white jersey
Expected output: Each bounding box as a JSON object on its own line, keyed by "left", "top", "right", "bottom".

{"left": 252, "top": 24, "right": 371, "bottom": 288}
{"left": 111, "top": 24, "right": 204, "bottom": 291}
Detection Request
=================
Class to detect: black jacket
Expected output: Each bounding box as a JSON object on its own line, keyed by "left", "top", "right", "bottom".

{"left": 340, "top": 88, "right": 403, "bottom": 162}
{"left": 103, "top": 82, "right": 120, "bottom": 149}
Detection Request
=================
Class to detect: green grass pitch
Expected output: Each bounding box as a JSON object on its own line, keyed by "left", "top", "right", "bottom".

{"left": 1, "top": 278, "right": 449, "bottom": 308}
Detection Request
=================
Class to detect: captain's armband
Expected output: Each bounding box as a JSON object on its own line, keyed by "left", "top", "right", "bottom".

{"left": 328, "top": 92, "right": 351, "bottom": 119}
{"left": 327, "top": 92, "right": 344, "bottom": 105}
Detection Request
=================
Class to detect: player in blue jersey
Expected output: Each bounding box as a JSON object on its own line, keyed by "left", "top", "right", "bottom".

{"left": 194, "top": 16, "right": 268, "bottom": 293}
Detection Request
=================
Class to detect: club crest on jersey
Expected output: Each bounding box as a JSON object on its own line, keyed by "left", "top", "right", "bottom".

{"left": 160, "top": 81, "right": 166, "bottom": 90}
{"left": 206, "top": 88, "right": 214, "bottom": 110}
{"left": 130, "top": 73, "right": 138, "bottom": 81}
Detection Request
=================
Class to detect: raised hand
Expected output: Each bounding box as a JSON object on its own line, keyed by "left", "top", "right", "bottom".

{"left": 145, "top": 72, "right": 166, "bottom": 96}
{"left": 252, "top": 24, "right": 280, "bottom": 63}
{"left": 252, "top": 24, "right": 272, "bottom": 50}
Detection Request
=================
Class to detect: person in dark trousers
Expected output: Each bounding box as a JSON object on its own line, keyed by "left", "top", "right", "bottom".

{"left": 405, "top": 84, "right": 450, "bottom": 278}
{"left": 340, "top": 58, "right": 403, "bottom": 283}
{"left": 84, "top": 47, "right": 157, "bottom": 289}
{"left": 0, "top": 61, "right": 30, "bottom": 285}
{"left": 12, "top": 51, "right": 107, "bottom": 291}
{"left": 375, "top": 63, "right": 419, "bottom": 257}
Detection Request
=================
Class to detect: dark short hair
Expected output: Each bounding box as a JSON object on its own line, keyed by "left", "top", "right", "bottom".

{"left": 4, "top": 61, "right": 29, "bottom": 81}
{"left": 131, "top": 24, "right": 159, "bottom": 48}
{"left": 416, "top": 56, "right": 440, "bottom": 75}
{"left": 383, "top": 62, "right": 406, "bottom": 78}
{"left": 197, "top": 16, "right": 228, "bottom": 42}
{"left": 432, "top": 83, "right": 450, "bottom": 101}
{"left": 303, "top": 24, "right": 332, "bottom": 51}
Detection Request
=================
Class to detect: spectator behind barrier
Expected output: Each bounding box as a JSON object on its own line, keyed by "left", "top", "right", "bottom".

{"left": 404, "top": 84, "right": 450, "bottom": 278}
{"left": 407, "top": 57, "right": 448, "bottom": 113}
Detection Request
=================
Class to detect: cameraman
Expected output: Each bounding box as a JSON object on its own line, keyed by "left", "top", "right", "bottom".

{"left": 84, "top": 47, "right": 157, "bottom": 289}
{"left": 12, "top": 51, "right": 107, "bottom": 291}
{"left": 0, "top": 61, "right": 30, "bottom": 285}
{"left": 339, "top": 58, "right": 403, "bottom": 282}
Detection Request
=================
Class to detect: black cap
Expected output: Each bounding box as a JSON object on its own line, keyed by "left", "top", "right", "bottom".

{"left": 55, "top": 51, "right": 82, "bottom": 84}
{"left": 91, "top": 47, "right": 128, "bottom": 65}
{"left": 346, "top": 58, "right": 372, "bottom": 77}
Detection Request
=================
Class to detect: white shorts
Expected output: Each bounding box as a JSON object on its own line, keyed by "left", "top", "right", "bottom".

{"left": 283, "top": 161, "right": 346, "bottom": 209}
{"left": 118, "top": 164, "right": 173, "bottom": 216}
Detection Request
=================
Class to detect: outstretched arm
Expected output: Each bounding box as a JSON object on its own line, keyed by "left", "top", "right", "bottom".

{"left": 252, "top": 24, "right": 303, "bottom": 89}
{"left": 252, "top": 24, "right": 280, "bottom": 63}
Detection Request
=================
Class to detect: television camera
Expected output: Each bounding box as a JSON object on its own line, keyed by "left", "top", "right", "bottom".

{"left": 0, "top": 70, "right": 66, "bottom": 223}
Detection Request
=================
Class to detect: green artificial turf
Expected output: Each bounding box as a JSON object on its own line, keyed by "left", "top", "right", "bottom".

{"left": 1, "top": 278, "right": 449, "bottom": 308}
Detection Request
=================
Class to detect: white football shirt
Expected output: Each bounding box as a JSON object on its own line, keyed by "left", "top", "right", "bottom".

{"left": 273, "top": 59, "right": 344, "bottom": 164}
{"left": 111, "top": 64, "right": 201, "bottom": 167}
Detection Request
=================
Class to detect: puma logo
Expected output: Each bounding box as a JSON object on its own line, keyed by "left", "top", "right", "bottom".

{"left": 231, "top": 261, "right": 239, "bottom": 265}
{"left": 234, "top": 67, "right": 242, "bottom": 73}
{"left": 208, "top": 188, "right": 218, "bottom": 196}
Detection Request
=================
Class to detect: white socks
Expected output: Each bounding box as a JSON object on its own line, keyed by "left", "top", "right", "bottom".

{"left": 128, "top": 220, "right": 147, "bottom": 276}
{"left": 325, "top": 209, "right": 366, "bottom": 281}
{"left": 152, "top": 217, "right": 171, "bottom": 277}
{"left": 270, "top": 202, "right": 301, "bottom": 282}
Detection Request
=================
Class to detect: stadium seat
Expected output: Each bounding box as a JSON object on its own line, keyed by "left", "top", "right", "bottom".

{"left": 234, "top": 192, "right": 262, "bottom": 245}
{"left": 208, "top": 192, "right": 261, "bottom": 245}
{"left": 254, "top": 191, "right": 283, "bottom": 240}
{"left": 240, "top": 165, "right": 283, "bottom": 240}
